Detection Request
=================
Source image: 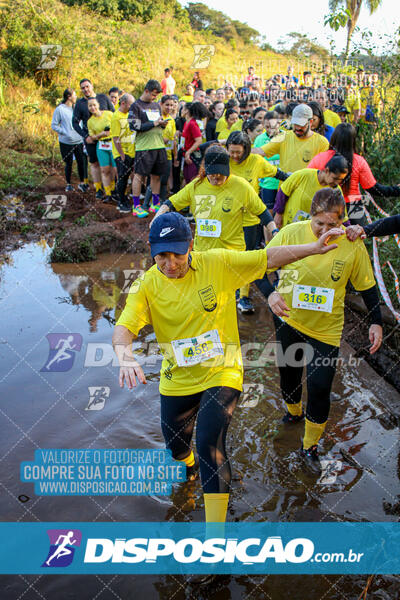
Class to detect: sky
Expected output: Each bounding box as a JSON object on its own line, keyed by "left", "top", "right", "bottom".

{"left": 179, "top": 0, "right": 400, "bottom": 56}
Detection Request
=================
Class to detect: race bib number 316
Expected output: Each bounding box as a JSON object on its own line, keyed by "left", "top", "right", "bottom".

{"left": 292, "top": 285, "right": 335, "bottom": 313}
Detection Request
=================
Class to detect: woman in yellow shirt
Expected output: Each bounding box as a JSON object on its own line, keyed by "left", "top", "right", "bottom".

{"left": 217, "top": 108, "right": 241, "bottom": 143}
{"left": 87, "top": 98, "right": 116, "bottom": 202}
{"left": 267, "top": 187, "right": 382, "bottom": 473}
{"left": 113, "top": 211, "right": 341, "bottom": 523}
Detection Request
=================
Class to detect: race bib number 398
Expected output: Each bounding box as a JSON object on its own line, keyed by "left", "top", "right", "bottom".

{"left": 292, "top": 285, "right": 335, "bottom": 313}
{"left": 197, "top": 219, "right": 221, "bottom": 238}
{"left": 171, "top": 329, "right": 223, "bottom": 367}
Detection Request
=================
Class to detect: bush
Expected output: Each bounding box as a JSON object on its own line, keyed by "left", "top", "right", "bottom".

{"left": 1, "top": 45, "right": 42, "bottom": 78}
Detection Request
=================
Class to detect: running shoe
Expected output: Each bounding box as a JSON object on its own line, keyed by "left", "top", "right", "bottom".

{"left": 77, "top": 183, "right": 89, "bottom": 193}
{"left": 186, "top": 456, "right": 200, "bottom": 482}
{"left": 65, "top": 184, "right": 74, "bottom": 192}
{"left": 149, "top": 202, "right": 160, "bottom": 214}
{"left": 132, "top": 206, "right": 149, "bottom": 218}
{"left": 95, "top": 189, "right": 105, "bottom": 200}
{"left": 237, "top": 296, "right": 255, "bottom": 314}
{"left": 111, "top": 192, "right": 119, "bottom": 204}
{"left": 282, "top": 411, "right": 305, "bottom": 424}
{"left": 117, "top": 201, "right": 131, "bottom": 213}
{"left": 103, "top": 196, "right": 112, "bottom": 204}
{"left": 299, "top": 444, "right": 322, "bottom": 475}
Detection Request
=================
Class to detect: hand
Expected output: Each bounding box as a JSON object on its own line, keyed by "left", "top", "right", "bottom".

{"left": 119, "top": 364, "right": 147, "bottom": 389}
{"left": 369, "top": 324, "right": 382, "bottom": 354}
{"left": 173, "top": 158, "right": 179, "bottom": 167}
{"left": 314, "top": 228, "right": 344, "bottom": 254}
{"left": 268, "top": 291, "right": 290, "bottom": 318}
{"left": 85, "top": 136, "right": 94, "bottom": 144}
{"left": 184, "top": 154, "right": 192, "bottom": 165}
{"left": 346, "top": 225, "right": 366, "bottom": 241}
{"left": 120, "top": 152, "right": 126, "bottom": 162}
{"left": 274, "top": 213, "right": 283, "bottom": 229}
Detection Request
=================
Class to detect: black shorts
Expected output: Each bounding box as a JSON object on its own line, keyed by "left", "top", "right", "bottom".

{"left": 85, "top": 141, "right": 98, "bottom": 164}
{"left": 134, "top": 148, "right": 168, "bottom": 176}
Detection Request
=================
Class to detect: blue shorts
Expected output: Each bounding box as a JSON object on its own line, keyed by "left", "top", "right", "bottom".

{"left": 96, "top": 144, "right": 116, "bottom": 168}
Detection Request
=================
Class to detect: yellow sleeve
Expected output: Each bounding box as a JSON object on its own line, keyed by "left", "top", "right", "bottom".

{"left": 169, "top": 180, "right": 195, "bottom": 211}
{"left": 280, "top": 171, "right": 301, "bottom": 196}
{"left": 242, "top": 181, "right": 268, "bottom": 216}
{"left": 116, "top": 274, "right": 151, "bottom": 336}
{"left": 262, "top": 133, "right": 284, "bottom": 158}
{"left": 87, "top": 117, "right": 95, "bottom": 137}
{"left": 218, "top": 248, "right": 269, "bottom": 289}
{"left": 110, "top": 114, "right": 121, "bottom": 138}
{"left": 349, "top": 240, "right": 376, "bottom": 291}
{"left": 318, "top": 135, "right": 329, "bottom": 153}
{"left": 260, "top": 156, "right": 278, "bottom": 178}
{"left": 165, "top": 118, "right": 176, "bottom": 140}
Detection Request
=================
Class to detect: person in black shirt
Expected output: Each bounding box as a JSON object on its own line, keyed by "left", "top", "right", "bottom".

{"left": 72, "top": 78, "right": 114, "bottom": 198}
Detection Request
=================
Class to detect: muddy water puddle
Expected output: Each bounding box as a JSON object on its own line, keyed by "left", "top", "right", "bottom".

{"left": 0, "top": 243, "right": 398, "bottom": 599}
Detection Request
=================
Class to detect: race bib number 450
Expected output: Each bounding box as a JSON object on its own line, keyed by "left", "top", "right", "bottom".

{"left": 197, "top": 219, "right": 221, "bottom": 238}
{"left": 171, "top": 329, "right": 223, "bottom": 367}
{"left": 292, "top": 285, "right": 335, "bottom": 313}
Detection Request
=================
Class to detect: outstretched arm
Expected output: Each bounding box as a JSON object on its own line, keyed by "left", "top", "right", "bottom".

{"left": 112, "top": 325, "right": 147, "bottom": 388}
{"left": 266, "top": 228, "right": 343, "bottom": 271}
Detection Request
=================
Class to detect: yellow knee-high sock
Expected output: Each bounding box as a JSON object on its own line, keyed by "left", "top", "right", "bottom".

{"left": 286, "top": 401, "right": 303, "bottom": 417}
{"left": 104, "top": 184, "right": 112, "bottom": 196}
{"left": 204, "top": 493, "right": 229, "bottom": 523}
{"left": 303, "top": 419, "right": 327, "bottom": 449}
{"left": 180, "top": 451, "right": 195, "bottom": 467}
{"left": 84, "top": 177, "right": 89, "bottom": 185}
{"left": 94, "top": 181, "right": 102, "bottom": 192}
{"left": 240, "top": 283, "right": 250, "bottom": 298}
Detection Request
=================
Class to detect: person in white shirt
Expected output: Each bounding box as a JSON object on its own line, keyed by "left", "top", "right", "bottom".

{"left": 161, "top": 68, "right": 176, "bottom": 95}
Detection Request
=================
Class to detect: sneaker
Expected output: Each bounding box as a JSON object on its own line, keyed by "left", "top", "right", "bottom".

{"left": 118, "top": 201, "right": 131, "bottom": 213}
{"left": 149, "top": 202, "right": 160, "bottom": 214}
{"left": 282, "top": 411, "right": 305, "bottom": 424}
{"left": 299, "top": 444, "right": 322, "bottom": 475}
{"left": 237, "top": 296, "right": 255, "bottom": 314}
{"left": 186, "top": 457, "right": 200, "bottom": 482}
{"left": 95, "top": 189, "right": 105, "bottom": 200}
{"left": 103, "top": 196, "right": 112, "bottom": 204}
{"left": 65, "top": 184, "right": 74, "bottom": 192}
{"left": 111, "top": 192, "right": 119, "bottom": 203}
{"left": 132, "top": 206, "right": 149, "bottom": 218}
{"left": 77, "top": 183, "right": 89, "bottom": 193}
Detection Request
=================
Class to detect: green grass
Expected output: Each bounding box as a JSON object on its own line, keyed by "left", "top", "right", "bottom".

{"left": 0, "top": 147, "right": 46, "bottom": 192}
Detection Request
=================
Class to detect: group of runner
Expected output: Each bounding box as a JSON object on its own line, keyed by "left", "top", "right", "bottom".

{"left": 51, "top": 66, "right": 399, "bottom": 526}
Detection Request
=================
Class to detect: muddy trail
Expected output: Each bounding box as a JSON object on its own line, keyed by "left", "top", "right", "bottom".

{"left": 0, "top": 240, "right": 399, "bottom": 600}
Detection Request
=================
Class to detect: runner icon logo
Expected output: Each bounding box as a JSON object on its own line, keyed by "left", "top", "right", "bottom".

{"left": 191, "top": 44, "right": 215, "bottom": 69}
{"left": 86, "top": 386, "right": 110, "bottom": 410}
{"left": 40, "top": 333, "right": 83, "bottom": 372}
{"left": 198, "top": 285, "right": 217, "bottom": 312}
{"left": 42, "top": 529, "right": 82, "bottom": 567}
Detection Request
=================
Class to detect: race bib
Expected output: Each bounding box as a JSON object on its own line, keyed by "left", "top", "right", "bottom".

{"left": 171, "top": 329, "right": 223, "bottom": 367}
{"left": 197, "top": 219, "right": 221, "bottom": 238}
{"left": 99, "top": 140, "right": 112, "bottom": 151}
{"left": 165, "top": 139, "right": 174, "bottom": 150}
{"left": 146, "top": 109, "right": 160, "bottom": 122}
{"left": 292, "top": 285, "right": 335, "bottom": 313}
{"left": 292, "top": 210, "right": 310, "bottom": 222}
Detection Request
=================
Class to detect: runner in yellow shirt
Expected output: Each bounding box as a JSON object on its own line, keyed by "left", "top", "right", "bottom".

{"left": 253, "top": 104, "right": 329, "bottom": 172}
{"left": 113, "top": 211, "right": 342, "bottom": 522}
{"left": 87, "top": 99, "right": 116, "bottom": 202}
{"left": 153, "top": 145, "right": 273, "bottom": 252}
{"left": 273, "top": 156, "right": 348, "bottom": 228}
{"left": 226, "top": 130, "right": 288, "bottom": 313}
{"left": 266, "top": 187, "right": 382, "bottom": 473}
{"left": 111, "top": 93, "right": 135, "bottom": 213}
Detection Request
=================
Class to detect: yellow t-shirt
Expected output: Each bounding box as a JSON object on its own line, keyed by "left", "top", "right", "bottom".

{"left": 179, "top": 95, "right": 193, "bottom": 103}
{"left": 280, "top": 168, "right": 344, "bottom": 227}
{"left": 323, "top": 109, "right": 341, "bottom": 129}
{"left": 360, "top": 87, "right": 380, "bottom": 121}
{"left": 116, "top": 248, "right": 269, "bottom": 395}
{"left": 216, "top": 114, "right": 242, "bottom": 134}
{"left": 170, "top": 175, "right": 266, "bottom": 251}
{"left": 262, "top": 131, "right": 329, "bottom": 173}
{"left": 345, "top": 89, "right": 361, "bottom": 121}
{"left": 267, "top": 221, "right": 375, "bottom": 346}
{"left": 87, "top": 111, "right": 114, "bottom": 139}
{"left": 229, "top": 154, "right": 277, "bottom": 226}
{"left": 110, "top": 109, "right": 136, "bottom": 159}
{"left": 163, "top": 115, "right": 176, "bottom": 160}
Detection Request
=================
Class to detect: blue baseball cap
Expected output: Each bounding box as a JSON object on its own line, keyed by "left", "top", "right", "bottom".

{"left": 149, "top": 212, "right": 192, "bottom": 258}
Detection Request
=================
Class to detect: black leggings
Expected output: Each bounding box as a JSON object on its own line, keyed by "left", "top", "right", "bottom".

{"left": 59, "top": 142, "right": 86, "bottom": 184}
{"left": 160, "top": 386, "right": 240, "bottom": 493}
{"left": 273, "top": 315, "right": 339, "bottom": 424}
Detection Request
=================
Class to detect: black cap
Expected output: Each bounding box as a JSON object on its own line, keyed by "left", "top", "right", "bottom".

{"left": 204, "top": 151, "right": 230, "bottom": 176}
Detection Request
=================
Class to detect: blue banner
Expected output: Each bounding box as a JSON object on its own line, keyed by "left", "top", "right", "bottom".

{"left": 0, "top": 522, "right": 398, "bottom": 574}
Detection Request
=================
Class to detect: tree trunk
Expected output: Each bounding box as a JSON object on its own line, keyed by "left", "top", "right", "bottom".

{"left": 344, "top": 20, "right": 356, "bottom": 65}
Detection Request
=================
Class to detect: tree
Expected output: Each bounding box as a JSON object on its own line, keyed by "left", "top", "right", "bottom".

{"left": 328, "top": 0, "right": 382, "bottom": 61}
{"left": 277, "top": 32, "right": 329, "bottom": 60}
{"left": 186, "top": 3, "right": 260, "bottom": 44}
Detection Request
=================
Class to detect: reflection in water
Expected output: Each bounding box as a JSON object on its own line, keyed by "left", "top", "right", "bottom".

{"left": 0, "top": 245, "right": 398, "bottom": 600}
